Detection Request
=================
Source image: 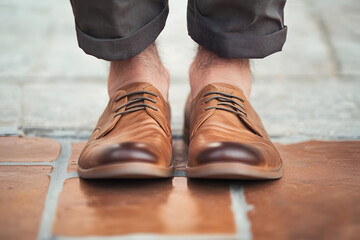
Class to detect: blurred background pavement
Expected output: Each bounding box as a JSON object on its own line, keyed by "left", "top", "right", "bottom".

{"left": 0, "top": 0, "right": 359, "bottom": 142}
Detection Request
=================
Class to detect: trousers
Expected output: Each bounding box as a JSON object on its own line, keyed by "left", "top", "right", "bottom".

{"left": 70, "top": 0, "right": 287, "bottom": 61}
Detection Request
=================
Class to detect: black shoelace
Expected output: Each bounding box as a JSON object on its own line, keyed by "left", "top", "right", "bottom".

{"left": 203, "top": 91, "right": 247, "bottom": 117}
{"left": 113, "top": 91, "right": 158, "bottom": 118}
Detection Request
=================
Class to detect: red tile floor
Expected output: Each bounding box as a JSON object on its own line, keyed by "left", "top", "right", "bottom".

{"left": 0, "top": 137, "right": 359, "bottom": 240}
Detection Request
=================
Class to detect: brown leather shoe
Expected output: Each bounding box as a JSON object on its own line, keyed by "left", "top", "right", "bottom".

{"left": 78, "top": 82, "right": 173, "bottom": 179}
{"left": 184, "top": 83, "right": 283, "bottom": 179}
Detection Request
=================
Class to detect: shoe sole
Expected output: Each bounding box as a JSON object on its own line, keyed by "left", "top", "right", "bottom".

{"left": 78, "top": 163, "right": 174, "bottom": 179}
{"left": 186, "top": 162, "right": 283, "bottom": 180}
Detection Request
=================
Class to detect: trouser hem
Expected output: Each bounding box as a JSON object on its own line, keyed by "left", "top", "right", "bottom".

{"left": 187, "top": 10, "right": 287, "bottom": 59}
{"left": 75, "top": 4, "right": 169, "bottom": 61}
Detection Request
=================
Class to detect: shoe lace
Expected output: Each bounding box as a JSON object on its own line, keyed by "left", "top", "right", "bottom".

{"left": 113, "top": 90, "right": 158, "bottom": 118}
{"left": 203, "top": 91, "right": 247, "bottom": 117}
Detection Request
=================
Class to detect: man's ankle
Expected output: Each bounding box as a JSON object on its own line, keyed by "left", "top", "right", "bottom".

{"left": 107, "top": 43, "right": 170, "bottom": 100}
{"left": 189, "top": 46, "right": 252, "bottom": 100}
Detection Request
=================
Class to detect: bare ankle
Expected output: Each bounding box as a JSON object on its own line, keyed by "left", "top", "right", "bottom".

{"left": 189, "top": 46, "right": 252, "bottom": 99}
{"left": 108, "top": 43, "right": 170, "bottom": 100}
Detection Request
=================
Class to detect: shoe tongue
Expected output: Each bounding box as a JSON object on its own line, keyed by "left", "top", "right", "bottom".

{"left": 113, "top": 82, "right": 160, "bottom": 102}
{"left": 117, "top": 82, "right": 152, "bottom": 93}
{"left": 208, "top": 83, "right": 245, "bottom": 97}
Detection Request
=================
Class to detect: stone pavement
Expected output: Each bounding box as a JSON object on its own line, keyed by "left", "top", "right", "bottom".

{"left": 0, "top": 0, "right": 360, "bottom": 239}
{"left": 1, "top": 0, "right": 359, "bottom": 140}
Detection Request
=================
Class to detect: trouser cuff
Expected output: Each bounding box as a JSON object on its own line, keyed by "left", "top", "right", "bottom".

{"left": 188, "top": 11, "right": 287, "bottom": 59}
{"left": 75, "top": 4, "right": 169, "bottom": 61}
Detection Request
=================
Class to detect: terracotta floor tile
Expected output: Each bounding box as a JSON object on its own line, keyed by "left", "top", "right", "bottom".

{"left": 67, "top": 140, "right": 188, "bottom": 172}
{"left": 53, "top": 177, "right": 235, "bottom": 236}
{"left": 0, "top": 136, "right": 60, "bottom": 162}
{"left": 67, "top": 142, "right": 86, "bottom": 172}
{"left": 244, "top": 141, "right": 360, "bottom": 240}
{"left": 0, "top": 165, "right": 52, "bottom": 240}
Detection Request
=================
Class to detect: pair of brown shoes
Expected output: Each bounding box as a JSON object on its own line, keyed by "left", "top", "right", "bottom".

{"left": 78, "top": 82, "right": 283, "bottom": 179}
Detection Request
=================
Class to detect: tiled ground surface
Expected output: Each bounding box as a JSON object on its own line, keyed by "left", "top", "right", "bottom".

{"left": 1, "top": 0, "right": 360, "bottom": 239}
{"left": 0, "top": 137, "right": 360, "bottom": 239}
{"left": 0, "top": 137, "right": 359, "bottom": 240}
{"left": 0, "top": 165, "right": 52, "bottom": 240}
{"left": 247, "top": 141, "right": 360, "bottom": 240}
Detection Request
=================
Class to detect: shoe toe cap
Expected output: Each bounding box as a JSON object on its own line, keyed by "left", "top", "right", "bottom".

{"left": 196, "top": 142, "right": 264, "bottom": 166}
{"left": 79, "top": 142, "right": 157, "bottom": 169}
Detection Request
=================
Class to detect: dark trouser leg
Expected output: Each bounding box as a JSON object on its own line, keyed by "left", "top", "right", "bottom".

{"left": 70, "top": 0, "right": 169, "bottom": 61}
{"left": 187, "top": 0, "right": 287, "bottom": 59}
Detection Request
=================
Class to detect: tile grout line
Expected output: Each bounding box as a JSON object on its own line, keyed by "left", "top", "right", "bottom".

{"left": 37, "top": 139, "right": 72, "bottom": 240}
{"left": 230, "top": 183, "right": 253, "bottom": 240}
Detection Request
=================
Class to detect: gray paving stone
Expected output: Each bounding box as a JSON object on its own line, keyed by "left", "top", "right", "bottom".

{"left": 252, "top": 0, "right": 336, "bottom": 78}
{"left": 28, "top": 1, "right": 108, "bottom": 79}
{"left": 0, "top": 83, "right": 21, "bottom": 135}
{"left": 0, "top": 0, "right": 53, "bottom": 8}
{"left": 0, "top": 34, "right": 42, "bottom": 76}
{"left": 0, "top": 0, "right": 107, "bottom": 79}
{"left": 251, "top": 76, "right": 360, "bottom": 142}
{"left": 0, "top": 3, "right": 51, "bottom": 37}
{"left": 22, "top": 82, "right": 107, "bottom": 130}
{"left": 30, "top": 34, "right": 108, "bottom": 79}
{"left": 305, "top": 0, "right": 360, "bottom": 75}
{"left": 0, "top": 2, "right": 56, "bottom": 76}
